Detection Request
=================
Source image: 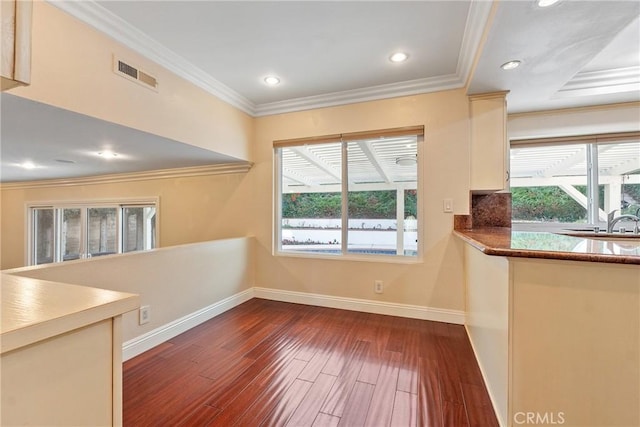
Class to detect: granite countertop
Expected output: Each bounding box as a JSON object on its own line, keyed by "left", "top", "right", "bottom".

{"left": 1, "top": 274, "right": 139, "bottom": 354}
{"left": 454, "top": 227, "right": 640, "bottom": 265}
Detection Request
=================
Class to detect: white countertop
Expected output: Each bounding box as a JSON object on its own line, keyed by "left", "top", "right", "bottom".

{"left": 1, "top": 274, "right": 139, "bottom": 354}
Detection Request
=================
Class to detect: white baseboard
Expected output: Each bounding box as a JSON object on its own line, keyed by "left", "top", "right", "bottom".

{"left": 122, "top": 288, "right": 254, "bottom": 361}
{"left": 122, "top": 287, "right": 464, "bottom": 361}
{"left": 253, "top": 287, "right": 464, "bottom": 324}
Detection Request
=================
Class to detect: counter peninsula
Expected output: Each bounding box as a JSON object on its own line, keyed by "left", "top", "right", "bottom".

{"left": 455, "top": 228, "right": 639, "bottom": 427}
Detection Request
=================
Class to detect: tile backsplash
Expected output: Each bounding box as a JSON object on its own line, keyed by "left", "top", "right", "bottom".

{"left": 454, "top": 192, "right": 512, "bottom": 230}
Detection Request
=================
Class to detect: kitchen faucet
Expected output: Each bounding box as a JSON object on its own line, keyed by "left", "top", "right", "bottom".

{"left": 607, "top": 209, "right": 640, "bottom": 234}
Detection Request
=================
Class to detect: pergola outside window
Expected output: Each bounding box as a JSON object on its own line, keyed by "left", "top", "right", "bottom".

{"left": 510, "top": 132, "right": 640, "bottom": 229}
{"left": 274, "top": 127, "right": 422, "bottom": 259}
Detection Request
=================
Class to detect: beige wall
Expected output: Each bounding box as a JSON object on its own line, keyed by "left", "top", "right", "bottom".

{"left": 464, "top": 245, "right": 509, "bottom": 426}
{"left": 2, "top": 1, "right": 475, "bottom": 313}
{"left": 6, "top": 237, "right": 254, "bottom": 348}
{"left": 1, "top": 2, "right": 255, "bottom": 269}
{"left": 2, "top": 88, "right": 473, "bottom": 314}
{"left": 511, "top": 258, "right": 639, "bottom": 427}
{"left": 508, "top": 102, "right": 640, "bottom": 140}
{"left": 252, "top": 89, "right": 471, "bottom": 311}
{"left": 460, "top": 240, "right": 640, "bottom": 427}
{"left": 6, "top": 1, "right": 253, "bottom": 161}
{"left": 0, "top": 172, "right": 252, "bottom": 269}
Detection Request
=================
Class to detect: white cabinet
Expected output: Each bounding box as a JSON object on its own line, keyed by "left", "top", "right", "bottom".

{"left": 1, "top": 0, "right": 32, "bottom": 90}
{"left": 1, "top": 274, "right": 139, "bottom": 426}
{"left": 469, "top": 91, "right": 509, "bottom": 192}
{"left": 2, "top": 319, "right": 118, "bottom": 426}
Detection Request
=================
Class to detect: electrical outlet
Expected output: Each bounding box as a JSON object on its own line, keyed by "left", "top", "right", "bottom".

{"left": 374, "top": 280, "right": 384, "bottom": 294}
{"left": 139, "top": 305, "right": 150, "bottom": 325}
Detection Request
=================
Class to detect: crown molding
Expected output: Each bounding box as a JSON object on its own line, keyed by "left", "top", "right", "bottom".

{"left": 255, "top": 0, "right": 492, "bottom": 117}
{"left": 47, "top": 0, "right": 256, "bottom": 116}
{"left": 456, "top": 0, "right": 495, "bottom": 86}
{"left": 556, "top": 66, "right": 640, "bottom": 98}
{"left": 0, "top": 163, "right": 253, "bottom": 190}
{"left": 508, "top": 100, "right": 640, "bottom": 119}
{"left": 254, "top": 74, "right": 464, "bottom": 117}
{"left": 49, "top": 0, "right": 491, "bottom": 118}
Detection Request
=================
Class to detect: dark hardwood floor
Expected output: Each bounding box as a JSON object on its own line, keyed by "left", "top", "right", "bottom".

{"left": 123, "top": 298, "right": 498, "bottom": 426}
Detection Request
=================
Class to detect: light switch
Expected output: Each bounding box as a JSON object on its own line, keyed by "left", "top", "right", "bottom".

{"left": 443, "top": 198, "right": 453, "bottom": 213}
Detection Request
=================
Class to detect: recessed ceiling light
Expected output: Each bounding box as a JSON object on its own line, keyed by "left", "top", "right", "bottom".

{"left": 20, "top": 161, "right": 36, "bottom": 169}
{"left": 537, "top": 0, "right": 560, "bottom": 7}
{"left": 97, "top": 150, "right": 118, "bottom": 158}
{"left": 389, "top": 52, "right": 409, "bottom": 63}
{"left": 500, "top": 60, "right": 522, "bottom": 70}
{"left": 264, "top": 76, "right": 280, "bottom": 86}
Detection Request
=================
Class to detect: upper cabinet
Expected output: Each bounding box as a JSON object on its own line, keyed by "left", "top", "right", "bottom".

{"left": 469, "top": 91, "right": 509, "bottom": 193}
{"left": 1, "top": 0, "right": 32, "bottom": 90}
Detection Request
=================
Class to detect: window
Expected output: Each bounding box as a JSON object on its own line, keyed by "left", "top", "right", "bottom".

{"left": 33, "top": 208, "right": 55, "bottom": 265}
{"left": 122, "top": 206, "right": 157, "bottom": 253}
{"left": 62, "top": 208, "right": 82, "bottom": 261}
{"left": 510, "top": 132, "right": 640, "bottom": 229}
{"left": 275, "top": 126, "right": 422, "bottom": 258}
{"left": 29, "top": 201, "right": 157, "bottom": 265}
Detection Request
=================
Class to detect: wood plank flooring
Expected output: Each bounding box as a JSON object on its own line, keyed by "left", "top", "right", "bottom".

{"left": 123, "top": 299, "right": 498, "bottom": 426}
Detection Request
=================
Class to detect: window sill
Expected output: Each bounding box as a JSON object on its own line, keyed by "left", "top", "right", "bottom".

{"left": 512, "top": 222, "right": 603, "bottom": 233}
{"left": 275, "top": 250, "right": 422, "bottom": 264}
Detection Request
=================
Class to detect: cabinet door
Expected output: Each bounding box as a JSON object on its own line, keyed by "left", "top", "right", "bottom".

{"left": 469, "top": 92, "right": 508, "bottom": 192}
{"left": 1, "top": 320, "right": 114, "bottom": 426}
{"left": 1, "top": 0, "right": 31, "bottom": 89}
{"left": 1, "top": 0, "right": 16, "bottom": 80}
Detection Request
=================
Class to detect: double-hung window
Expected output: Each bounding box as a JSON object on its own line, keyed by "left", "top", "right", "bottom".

{"left": 510, "top": 132, "right": 640, "bottom": 229}
{"left": 275, "top": 126, "right": 422, "bottom": 259}
{"left": 29, "top": 200, "right": 157, "bottom": 265}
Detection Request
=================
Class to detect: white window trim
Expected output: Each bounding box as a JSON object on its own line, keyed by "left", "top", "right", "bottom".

{"left": 25, "top": 197, "right": 160, "bottom": 266}
{"left": 273, "top": 137, "right": 423, "bottom": 263}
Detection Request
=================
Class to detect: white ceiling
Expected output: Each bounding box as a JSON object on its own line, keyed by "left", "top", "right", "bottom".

{"left": 468, "top": 1, "right": 640, "bottom": 112}
{"left": 2, "top": 0, "right": 639, "bottom": 182}
{"left": 94, "top": 1, "right": 472, "bottom": 107}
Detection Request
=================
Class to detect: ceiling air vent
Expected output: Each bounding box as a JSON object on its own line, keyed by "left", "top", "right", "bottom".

{"left": 113, "top": 55, "right": 158, "bottom": 91}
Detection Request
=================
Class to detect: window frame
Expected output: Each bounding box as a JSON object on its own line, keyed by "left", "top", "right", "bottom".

{"left": 273, "top": 128, "right": 424, "bottom": 263}
{"left": 121, "top": 204, "right": 158, "bottom": 253}
{"left": 510, "top": 131, "right": 640, "bottom": 231}
{"left": 26, "top": 197, "right": 159, "bottom": 265}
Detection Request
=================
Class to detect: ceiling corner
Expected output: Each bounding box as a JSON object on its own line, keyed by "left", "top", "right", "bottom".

{"left": 46, "top": 0, "right": 257, "bottom": 116}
